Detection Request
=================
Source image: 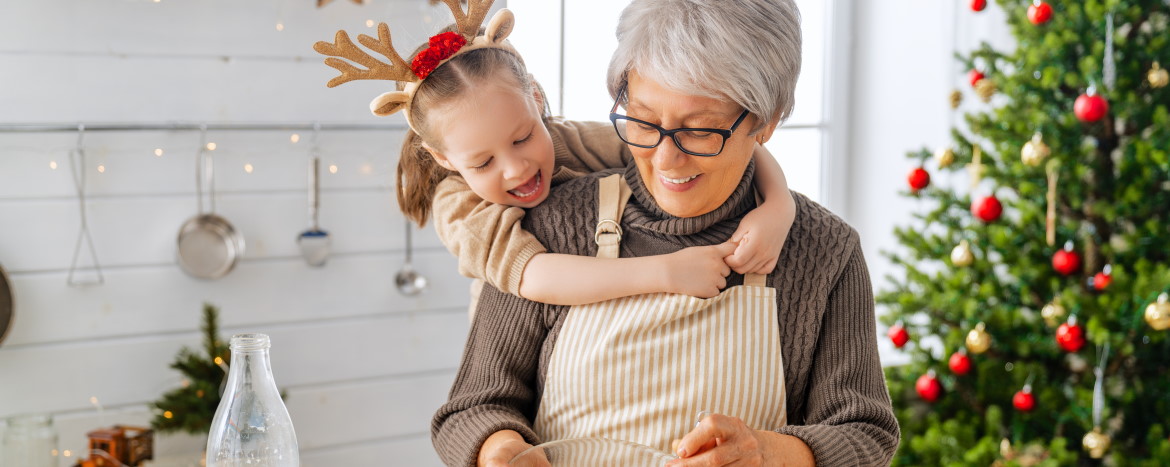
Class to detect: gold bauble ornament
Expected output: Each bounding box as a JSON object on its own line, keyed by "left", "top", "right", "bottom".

{"left": 1149, "top": 62, "right": 1169, "bottom": 89}
{"left": 975, "top": 79, "right": 996, "bottom": 103}
{"left": 966, "top": 322, "right": 991, "bottom": 354}
{"left": 949, "top": 89, "right": 963, "bottom": 109}
{"left": 1145, "top": 292, "right": 1170, "bottom": 331}
{"left": 936, "top": 147, "right": 956, "bottom": 169}
{"left": 1041, "top": 299, "right": 1067, "bottom": 327}
{"left": 1082, "top": 428, "right": 1111, "bottom": 459}
{"left": 1020, "top": 132, "right": 1051, "bottom": 167}
{"left": 951, "top": 240, "right": 975, "bottom": 267}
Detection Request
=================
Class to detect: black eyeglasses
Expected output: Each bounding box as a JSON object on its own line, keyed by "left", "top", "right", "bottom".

{"left": 609, "top": 86, "right": 750, "bottom": 157}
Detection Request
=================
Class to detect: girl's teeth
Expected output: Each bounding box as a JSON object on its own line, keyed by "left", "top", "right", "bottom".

{"left": 509, "top": 173, "right": 541, "bottom": 197}
{"left": 664, "top": 174, "right": 698, "bottom": 184}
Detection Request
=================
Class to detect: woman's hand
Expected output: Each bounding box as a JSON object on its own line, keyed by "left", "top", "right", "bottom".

{"left": 665, "top": 413, "right": 810, "bottom": 467}
{"left": 724, "top": 190, "right": 794, "bottom": 275}
{"left": 661, "top": 243, "right": 737, "bottom": 298}
{"left": 478, "top": 430, "right": 547, "bottom": 467}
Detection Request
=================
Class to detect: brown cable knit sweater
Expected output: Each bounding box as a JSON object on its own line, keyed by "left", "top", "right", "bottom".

{"left": 431, "top": 160, "right": 900, "bottom": 466}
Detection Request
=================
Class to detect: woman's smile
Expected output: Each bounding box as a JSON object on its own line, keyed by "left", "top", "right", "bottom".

{"left": 658, "top": 172, "right": 702, "bottom": 192}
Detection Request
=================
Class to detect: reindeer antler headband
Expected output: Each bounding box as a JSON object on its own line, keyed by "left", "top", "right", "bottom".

{"left": 313, "top": 0, "right": 518, "bottom": 130}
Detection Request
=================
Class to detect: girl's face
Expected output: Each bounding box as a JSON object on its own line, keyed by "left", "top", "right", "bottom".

{"left": 427, "top": 80, "right": 555, "bottom": 208}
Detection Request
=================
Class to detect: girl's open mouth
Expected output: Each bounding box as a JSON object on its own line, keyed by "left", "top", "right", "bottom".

{"left": 507, "top": 171, "right": 544, "bottom": 202}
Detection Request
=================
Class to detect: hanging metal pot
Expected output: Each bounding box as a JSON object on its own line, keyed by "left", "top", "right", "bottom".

{"left": 0, "top": 262, "right": 13, "bottom": 346}
{"left": 177, "top": 126, "right": 245, "bottom": 280}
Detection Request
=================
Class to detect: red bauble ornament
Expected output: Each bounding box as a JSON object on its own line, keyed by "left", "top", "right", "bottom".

{"left": 1013, "top": 385, "right": 1036, "bottom": 412}
{"left": 948, "top": 351, "right": 972, "bottom": 376}
{"left": 1091, "top": 264, "right": 1113, "bottom": 291}
{"left": 972, "top": 195, "right": 1003, "bottom": 222}
{"left": 907, "top": 167, "right": 930, "bottom": 192}
{"left": 1075, "top": 91, "right": 1109, "bottom": 123}
{"left": 1027, "top": 1, "right": 1053, "bottom": 25}
{"left": 888, "top": 323, "right": 910, "bottom": 348}
{"left": 916, "top": 371, "right": 943, "bottom": 403}
{"left": 1056, "top": 321, "right": 1086, "bottom": 352}
{"left": 971, "top": 0, "right": 987, "bottom": 12}
{"left": 968, "top": 69, "right": 986, "bottom": 87}
{"left": 1052, "top": 241, "right": 1081, "bottom": 276}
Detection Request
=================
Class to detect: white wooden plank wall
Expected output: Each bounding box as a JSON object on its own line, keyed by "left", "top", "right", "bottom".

{"left": 0, "top": 1, "right": 490, "bottom": 465}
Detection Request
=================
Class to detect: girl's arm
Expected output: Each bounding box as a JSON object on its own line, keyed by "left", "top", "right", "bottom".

{"left": 432, "top": 176, "right": 545, "bottom": 297}
{"left": 724, "top": 144, "right": 797, "bottom": 274}
{"left": 434, "top": 177, "right": 735, "bottom": 305}
{"left": 519, "top": 242, "right": 738, "bottom": 306}
{"left": 548, "top": 119, "right": 633, "bottom": 172}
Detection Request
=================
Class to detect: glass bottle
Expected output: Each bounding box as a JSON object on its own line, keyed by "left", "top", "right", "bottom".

{"left": 2, "top": 414, "right": 58, "bottom": 467}
{"left": 206, "top": 333, "right": 299, "bottom": 467}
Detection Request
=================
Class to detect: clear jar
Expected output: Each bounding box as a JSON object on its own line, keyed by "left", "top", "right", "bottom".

{"left": 2, "top": 414, "right": 58, "bottom": 467}
{"left": 206, "top": 333, "right": 299, "bottom": 467}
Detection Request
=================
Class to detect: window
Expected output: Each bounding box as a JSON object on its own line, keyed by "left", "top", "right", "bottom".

{"left": 508, "top": 0, "right": 846, "bottom": 210}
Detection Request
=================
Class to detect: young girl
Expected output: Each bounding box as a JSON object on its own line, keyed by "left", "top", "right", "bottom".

{"left": 318, "top": 15, "right": 796, "bottom": 308}
{"left": 402, "top": 59, "right": 795, "bottom": 309}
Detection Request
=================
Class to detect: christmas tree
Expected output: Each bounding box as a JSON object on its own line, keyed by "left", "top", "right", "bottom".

{"left": 150, "top": 303, "right": 230, "bottom": 435}
{"left": 880, "top": 1, "right": 1170, "bottom": 464}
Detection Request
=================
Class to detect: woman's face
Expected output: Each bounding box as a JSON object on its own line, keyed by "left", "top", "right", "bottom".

{"left": 427, "top": 80, "right": 555, "bottom": 208}
{"left": 623, "top": 73, "right": 763, "bottom": 218}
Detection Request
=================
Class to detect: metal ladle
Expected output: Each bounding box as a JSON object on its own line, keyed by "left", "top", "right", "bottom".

{"left": 395, "top": 223, "right": 428, "bottom": 296}
{"left": 297, "top": 125, "right": 330, "bottom": 267}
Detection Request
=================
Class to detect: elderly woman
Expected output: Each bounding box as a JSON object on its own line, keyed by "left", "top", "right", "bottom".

{"left": 432, "top": 0, "right": 899, "bottom": 465}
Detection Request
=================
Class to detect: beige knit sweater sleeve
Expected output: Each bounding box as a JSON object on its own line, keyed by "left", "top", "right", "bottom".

{"left": 431, "top": 176, "right": 545, "bottom": 296}
{"left": 429, "top": 119, "right": 631, "bottom": 296}
{"left": 548, "top": 118, "right": 633, "bottom": 178}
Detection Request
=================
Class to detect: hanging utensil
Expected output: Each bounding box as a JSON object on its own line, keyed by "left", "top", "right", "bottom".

{"left": 298, "top": 123, "right": 331, "bottom": 267}
{"left": 67, "top": 124, "right": 105, "bottom": 286}
{"left": 0, "top": 262, "right": 13, "bottom": 346}
{"left": 177, "top": 125, "right": 245, "bottom": 280}
{"left": 395, "top": 223, "right": 428, "bottom": 296}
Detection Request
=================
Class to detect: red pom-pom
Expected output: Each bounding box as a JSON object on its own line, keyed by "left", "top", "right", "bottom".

{"left": 888, "top": 324, "right": 910, "bottom": 348}
{"left": 907, "top": 167, "right": 930, "bottom": 192}
{"left": 1013, "top": 386, "right": 1036, "bottom": 412}
{"left": 1052, "top": 243, "right": 1081, "bottom": 276}
{"left": 1027, "top": 1, "right": 1053, "bottom": 25}
{"left": 968, "top": 69, "right": 985, "bottom": 87}
{"left": 971, "top": 0, "right": 987, "bottom": 12}
{"left": 1075, "top": 92, "right": 1109, "bottom": 122}
{"left": 948, "top": 351, "right": 972, "bottom": 376}
{"left": 972, "top": 195, "right": 1003, "bottom": 222}
{"left": 1056, "top": 322, "right": 1085, "bottom": 352}
{"left": 916, "top": 372, "right": 943, "bottom": 403}
{"left": 411, "top": 32, "right": 468, "bottom": 79}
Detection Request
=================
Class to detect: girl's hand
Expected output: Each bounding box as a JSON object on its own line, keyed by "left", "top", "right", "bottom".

{"left": 724, "top": 191, "right": 795, "bottom": 275}
{"left": 666, "top": 413, "right": 774, "bottom": 467}
{"left": 478, "top": 430, "right": 547, "bottom": 467}
{"left": 662, "top": 243, "right": 737, "bottom": 298}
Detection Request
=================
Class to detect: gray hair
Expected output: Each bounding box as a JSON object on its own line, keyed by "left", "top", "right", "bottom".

{"left": 606, "top": 0, "right": 802, "bottom": 133}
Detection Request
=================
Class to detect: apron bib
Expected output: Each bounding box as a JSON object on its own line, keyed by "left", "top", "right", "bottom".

{"left": 533, "top": 174, "right": 787, "bottom": 457}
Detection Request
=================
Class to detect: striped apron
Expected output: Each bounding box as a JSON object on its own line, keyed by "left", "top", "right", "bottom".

{"left": 533, "top": 174, "right": 787, "bottom": 461}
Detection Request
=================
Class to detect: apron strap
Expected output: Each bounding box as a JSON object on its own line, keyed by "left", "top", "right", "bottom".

{"left": 744, "top": 273, "right": 767, "bottom": 287}
{"left": 595, "top": 173, "right": 632, "bottom": 259}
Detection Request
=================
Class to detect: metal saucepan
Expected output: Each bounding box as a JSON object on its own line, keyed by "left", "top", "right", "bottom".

{"left": 0, "top": 263, "right": 13, "bottom": 346}
{"left": 177, "top": 126, "right": 245, "bottom": 280}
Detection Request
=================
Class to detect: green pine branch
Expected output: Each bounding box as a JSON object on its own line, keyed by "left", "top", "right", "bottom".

{"left": 150, "top": 303, "right": 230, "bottom": 435}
